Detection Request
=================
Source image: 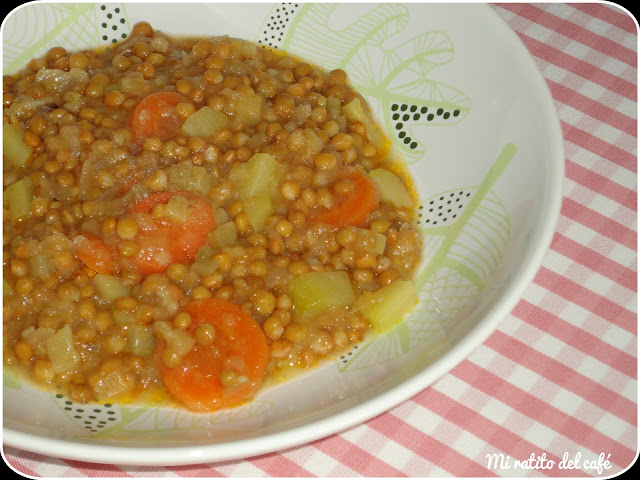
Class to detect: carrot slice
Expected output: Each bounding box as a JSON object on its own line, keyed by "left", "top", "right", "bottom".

{"left": 76, "top": 234, "right": 117, "bottom": 274}
{"left": 128, "top": 91, "right": 189, "bottom": 143}
{"left": 128, "top": 192, "right": 216, "bottom": 275}
{"left": 156, "top": 299, "right": 270, "bottom": 412}
{"left": 313, "top": 168, "right": 380, "bottom": 230}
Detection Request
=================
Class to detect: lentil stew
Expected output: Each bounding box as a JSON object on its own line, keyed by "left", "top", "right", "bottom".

{"left": 3, "top": 22, "right": 422, "bottom": 412}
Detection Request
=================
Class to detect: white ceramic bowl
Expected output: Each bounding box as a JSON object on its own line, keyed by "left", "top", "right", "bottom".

{"left": 2, "top": 2, "right": 563, "bottom": 465}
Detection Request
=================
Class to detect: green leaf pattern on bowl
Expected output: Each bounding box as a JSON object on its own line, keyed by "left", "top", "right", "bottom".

{"left": 257, "top": 3, "right": 471, "bottom": 162}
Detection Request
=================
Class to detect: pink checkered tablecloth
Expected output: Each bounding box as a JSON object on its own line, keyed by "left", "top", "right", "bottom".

{"left": 3, "top": 3, "right": 637, "bottom": 477}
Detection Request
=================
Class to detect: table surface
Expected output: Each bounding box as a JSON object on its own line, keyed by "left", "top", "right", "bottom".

{"left": 3, "top": 3, "right": 637, "bottom": 477}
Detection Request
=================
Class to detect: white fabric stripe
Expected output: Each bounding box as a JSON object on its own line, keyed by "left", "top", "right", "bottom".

{"left": 558, "top": 103, "right": 636, "bottom": 152}
{"left": 218, "top": 462, "right": 267, "bottom": 477}
{"left": 388, "top": 399, "right": 493, "bottom": 473}
{"left": 376, "top": 438, "right": 416, "bottom": 471}
{"left": 563, "top": 140, "right": 637, "bottom": 190}
{"left": 521, "top": 282, "right": 637, "bottom": 358}
{"left": 496, "top": 314, "right": 637, "bottom": 402}
{"left": 563, "top": 178, "right": 637, "bottom": 231}
{"left": 555, "top": 216, "right": 637, "bottom": 269}
{"left": 554, "top": 104, "right": 636, "bottom": 156}
{"left": 542, "top": 248, "right": 636, "bottom": 306}
{"left": 338, "top": 418, "right": 415, "bottom": 473}
{"left": 301, "top": 450, "right": 343, "bottom": 477}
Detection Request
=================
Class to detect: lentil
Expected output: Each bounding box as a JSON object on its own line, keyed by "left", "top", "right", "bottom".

{"left": 3, "top": 22, "right": 422, "bottom": 412}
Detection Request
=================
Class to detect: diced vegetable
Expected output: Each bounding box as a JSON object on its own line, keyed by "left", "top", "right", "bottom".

{"left": 29, "top": 254, "right": 55, "bottom": 280}
{"left": 113, "top": 311, "right": 136, "bottom": 326}
{"left": 191, "top": 257, "right": 219, "bottom": 277}
{"left": 5, "top": 177, "right": 33, "bottom": 221}
{"left": 229, "top": 89, "right": 263, "bottom": 127}
{"left": 343, "top": 97, "right": 386, "bottom": 149}
{"left": 166, "top": 165, "right": 211, "bottom": 197}
{"left": 163, "top": 195, "right": 191, "bottom": 224}
{"left": 22, "top": 327, "right": 55, "bottom": 357}
{"left": 154, "top": 321, "right": 196, "bottom": 359}
{"left": 91, "top": 274, "right": 130, "bottom": 301}
{"left": 156, "top": 284, "right": 181, "bottom": 318}
{"left": 292, "top": 104, "right": 312, "bottom": 124}
{"left": 3, "top": 123, "right": 32, "bottom": 168}
{"left": 35, "top": 68, "right": 89, "bottom": 94}
{"left": 127, "top": 325, "right": 156, "bottom": 357}
{"left": 354, "top": 280, "right": 417, "bottom": 333}
{"left": 209, "top": 221, "right": 237, "bottom": 247}
{"left": 223, "top": 245, "right": 247, "bottom": 260}
{"left": 62, "top": 91, "right": 86, "bottom": 114}
{"left": 326, "top": 96, "right": 341, "bottom": 119}
{"left": 213, "top": 207, "right": 229, "bottom": 225}
{"left": 46, "top": 324, "right": 81, "bottom": 374}
{"left": 234, "top": 39, "right": 258, "bottom": 58}
{"left": 88, "top": 362, "right": 136, "bottom": 399}
{"left": 290, "top": 271, "right": 356, "bottom": 317}
{"left": 181, "top": 106, "right": 230, "bottom": 137}
{"left": 119, "top": 71, "right": 149, "bottom": 96}
{"left": 3, "top": 278, "right": 13, "bottom": 296}
{"left": 368, "top": 168, "right": 413, "bottom": 208}
{"left": 353, "top": 227, "right": 387, "bottom": 255}
{"left": 195, "top": 245, "right": 215, "bottom": 261}
{"left": 243, "top": 193, "right": 273, "bottom": 232}
{"left": 288, "top": 128, "right": 324, "bottom": 160}
{"left": 228, "top": 152, "right": 281, "bottom": 200}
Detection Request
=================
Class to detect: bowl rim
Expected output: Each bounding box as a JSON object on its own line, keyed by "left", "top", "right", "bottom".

{"left": 2, "top": 3, "right": 565, "bottom": 466}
